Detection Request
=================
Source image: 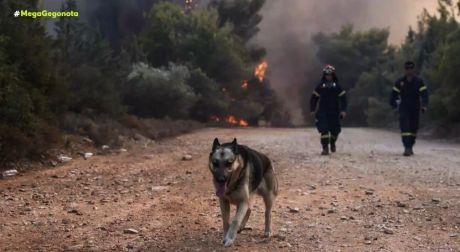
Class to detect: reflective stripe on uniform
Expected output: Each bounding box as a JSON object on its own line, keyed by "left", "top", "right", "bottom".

{"left": 419, "top": 86, "right": 427, "bottom": 92}
{"left": 338, "top": 90, "right": 346, "bottom": 97}
{"left": 321, "top": 134, "right": 330, "bottom": 139}
{"left": 313, "top": 91, "right": 320, "bottom": 97}
{"left": 401, "top": 132, "right": 416, "bottom": 137}
{"left": 393, "top": 87, "right": 401, "bottom": 93}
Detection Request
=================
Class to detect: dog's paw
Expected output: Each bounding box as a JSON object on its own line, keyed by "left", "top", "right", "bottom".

{"left": 223, "top": 238, "right": 234, "bottom": 247}
{"left": 264, "top": 231, "right": 271, "bottom": 238}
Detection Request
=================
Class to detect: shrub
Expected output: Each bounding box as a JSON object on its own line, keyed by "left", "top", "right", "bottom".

{"left": 124, "top": 62, "right": 197, "bottom": 119}
{"left": 187, "top": 69, "right": 229, "bottom": 121}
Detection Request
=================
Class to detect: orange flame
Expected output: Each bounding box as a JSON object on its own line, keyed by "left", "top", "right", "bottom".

{"left": 211, "top": 115, "right": 249, "bottom": 127}
{"left": 254, "top": 60, "right": 268, "bottom": 82}
{"left": 239, "top": 119, "right": 249, "bottom": 127}
{"left": 226, "top": 116, "right": 249, "bottom": 127}
{"left": 226, "top": 115, "right": 238, "bottom": 125}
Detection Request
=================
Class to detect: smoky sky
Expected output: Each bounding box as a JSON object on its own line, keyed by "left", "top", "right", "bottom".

{"left": 253, "top": 0, "right": 438, "bottom": 123}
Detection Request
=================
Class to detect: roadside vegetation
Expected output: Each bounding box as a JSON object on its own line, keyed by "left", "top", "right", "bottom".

{"left": 0, "top": 0, "right": 283, "bottom": 165}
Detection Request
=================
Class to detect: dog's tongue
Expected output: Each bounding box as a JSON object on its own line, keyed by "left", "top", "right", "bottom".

{"left": 216, "top": 183, "right": 226, "bottom": 197}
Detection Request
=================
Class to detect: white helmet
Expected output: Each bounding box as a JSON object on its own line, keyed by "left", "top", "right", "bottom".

{"left": 322, "top": 64, "right": 336, "bottom": 74}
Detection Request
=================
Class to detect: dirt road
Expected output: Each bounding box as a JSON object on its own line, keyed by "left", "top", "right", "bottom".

{"left": 1, "top": 128, "right": 460, "bottom": 251}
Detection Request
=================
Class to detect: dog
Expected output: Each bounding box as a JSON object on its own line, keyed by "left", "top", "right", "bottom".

{"left": 209, "top": 138, "right": 278, "bottom": 247}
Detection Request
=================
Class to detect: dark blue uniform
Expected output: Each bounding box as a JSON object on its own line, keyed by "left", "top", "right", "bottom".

{"left": 390, "top": 76, "right": 429, "bottom": 149}
{"left": 310, "top": 81, "right": 347, "bottom": 147}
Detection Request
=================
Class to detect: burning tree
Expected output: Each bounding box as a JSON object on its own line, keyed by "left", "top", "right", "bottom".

{"left": 210, "top": 59, "right": 285, "bottom": 127}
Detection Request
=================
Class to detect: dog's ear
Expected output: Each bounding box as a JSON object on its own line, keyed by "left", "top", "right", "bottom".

{"left": 212, "top": 138, "right": 220, "bottom": 151}
{"left": 231, "top": 138, "right": 238, "bottom": 154}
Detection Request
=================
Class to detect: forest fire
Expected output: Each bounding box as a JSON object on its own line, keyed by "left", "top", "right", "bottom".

{"left": 254, "top": 60, "right": 268, "bottom": 82}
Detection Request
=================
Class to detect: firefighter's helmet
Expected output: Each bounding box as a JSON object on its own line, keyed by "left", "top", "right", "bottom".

{"left": 323, "top": 64, "right": 336, "bottom": 74}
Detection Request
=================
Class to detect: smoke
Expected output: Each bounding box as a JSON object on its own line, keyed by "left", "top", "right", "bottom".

{"left": 253, "top": 0, "right": 438, "bottom": 124}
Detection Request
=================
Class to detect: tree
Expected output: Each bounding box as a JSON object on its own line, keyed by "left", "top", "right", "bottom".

{"left": 426, "top": 29, "right": 460, "bottom": 122}
{"left": 55, "top": 0, "right": 123, "bottom": 116}
{"left": 209, "top": 0, "right": 265, "bottom": 42}
{"left": 402, "top": 0, "right": 460, "bottom": 124}
{"left": 140, "top": 2, "right": 274, "bottom": 123}
{"left": 84, "top": 0, "right": 160, "bottom": 53}
{"left": 141, "top": 2, "right": 248, "bottom": 85}
{"left": 313, "top": 25, "right": 390, "bottom": 91}
{"left": 0, "top": 0, "right": 62, "bottom": 162}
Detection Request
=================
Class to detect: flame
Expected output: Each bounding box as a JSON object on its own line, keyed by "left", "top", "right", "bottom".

{"left": 226, "top": 115, "right": 238, "bottom": 125}
{"left": 241, "top": 80, "right": 248, "bottom": 89}
{"left": 254, "top": 60, "right": 268, "bottom": 82}
{"left": 211, "top": 115, "right": 249, "bottom": 127}
{"left": 226, "top": 115, "right": 249, "bottom": 127}
{"left": 239, "top": 119, "right": 249, "bottom": 127}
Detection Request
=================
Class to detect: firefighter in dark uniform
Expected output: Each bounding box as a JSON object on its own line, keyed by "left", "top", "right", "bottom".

{"left": 390, "top": 61, "right": 429, "bottom": 156}
{"left": 310, "top": 65, "right": 347, "bottom": 155}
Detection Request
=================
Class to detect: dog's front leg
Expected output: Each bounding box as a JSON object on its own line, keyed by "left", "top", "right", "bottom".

{"left": 223, "top": 201, "right": 249, "bottom": 247}
{"left": 219, "top": 198, "right": 230, "bottom": 239}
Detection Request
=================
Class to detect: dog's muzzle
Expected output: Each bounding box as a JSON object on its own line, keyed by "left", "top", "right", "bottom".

{"left": 215, "top": 175, "right": 226, "bottom": 184}
{"left": 215, "top": 176, "right": 227, "bottom": 197}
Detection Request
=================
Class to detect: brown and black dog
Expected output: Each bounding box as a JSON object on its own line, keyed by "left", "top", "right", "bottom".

{"left": 209, "top": 138, "right": 278, "bottom": 247}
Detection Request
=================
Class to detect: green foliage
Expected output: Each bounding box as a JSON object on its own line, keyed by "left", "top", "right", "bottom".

{"left": 1, "top": 0, "right": 273, "bottom": 163}
{"left": 54, "top": 0, "right": 123, "bottom": 116}
{"left": 140, "top": 1, "right": 276, "bottom": 123}
{"left": 425, "top": 29, "right": 460, "bottom": 122}
{"left": 313, "top": 25, "right": 390, "bottom": 91}
{"left": 0, "top": 0, "right": 62, "bottom": 163}
{"left": 350, "top": 66, "right": 395, "bottom": 126}
{"left": 66, "top": 65, "right": 123, "bottom": 115}
{"left": 187, "top": 69, "right": 229, "bottom": 121}
{"left": 141, "top": 2, "right": 248, "bottom": 84}
{"left": 125, "top": 63, "right": 197, "bottom": 119}
{"left": 404, "top": 0, "right": 460, "bottom": 123}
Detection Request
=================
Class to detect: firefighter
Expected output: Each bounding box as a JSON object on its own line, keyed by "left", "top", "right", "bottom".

{"left": 390, "top": 61, "right": 429, "bottom": 156}
{"left": 310, "top": 65, "right": 347, "bottom": 155}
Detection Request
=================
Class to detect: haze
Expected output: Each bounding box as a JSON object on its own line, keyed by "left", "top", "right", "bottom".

{"left": 253, "top": 0, "right": 438, "bottom": 123}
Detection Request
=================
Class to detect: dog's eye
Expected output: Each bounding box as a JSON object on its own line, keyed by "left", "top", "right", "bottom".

{"left": 225, "top": 160, "right": 233, "bottom": 166}
{"left": 212, "top": 160, "right": 219, "bottom": 166}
